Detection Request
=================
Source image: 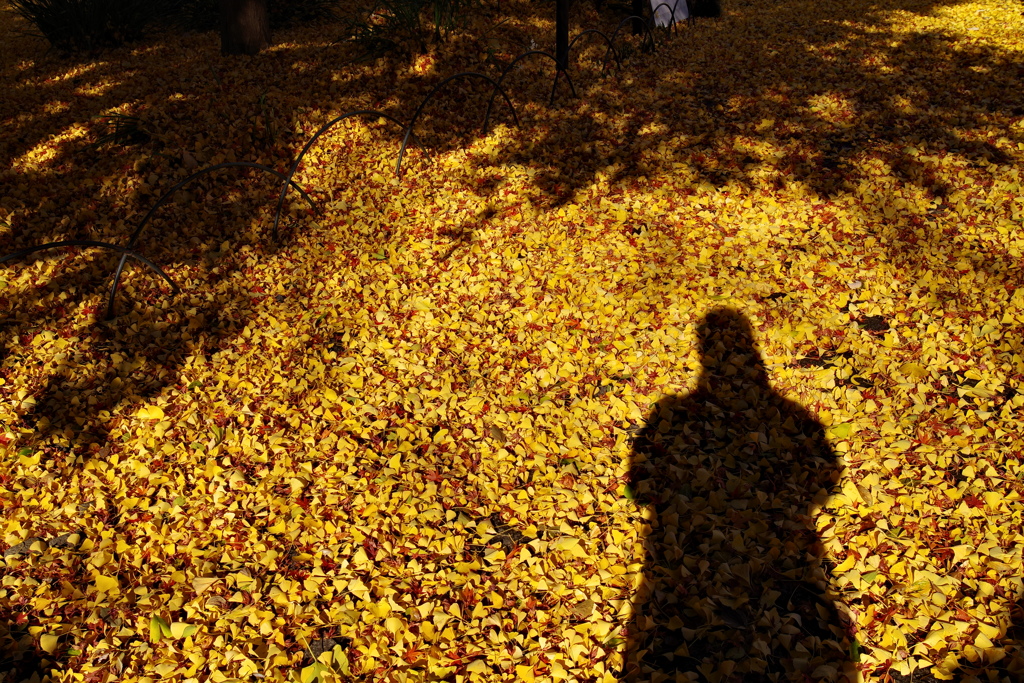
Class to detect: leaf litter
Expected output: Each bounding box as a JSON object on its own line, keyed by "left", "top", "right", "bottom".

{"left": 1, "top": 0, "right": 1024, "bottom": 681}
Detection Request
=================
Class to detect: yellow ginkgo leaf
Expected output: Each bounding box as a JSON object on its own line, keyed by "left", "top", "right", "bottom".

{"left": 515, "top": 665, "right": 536, "bottom": 683}
{"left": 39, "top": 634, "right": 58, "bottom": 654}
{"left": 170, "top": 622, "right": 197, "bottom": 639}
{"left": 92, "top": 574, "right": 119, "bottom": 594}
{"left": 136, "top": 405, "right": 164, "bottom": 420}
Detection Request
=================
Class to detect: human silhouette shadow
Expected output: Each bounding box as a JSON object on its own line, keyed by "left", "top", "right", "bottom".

{"left": 623, "top": 307, "right": 850, "bottom": 682}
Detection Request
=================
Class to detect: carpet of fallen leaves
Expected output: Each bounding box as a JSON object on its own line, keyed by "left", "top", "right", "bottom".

{"left": 2, "top": 0, "right": 1024, "bottom": 680}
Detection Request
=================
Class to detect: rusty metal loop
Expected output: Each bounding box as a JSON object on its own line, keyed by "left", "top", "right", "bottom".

{"left": 3, "top": 1, "right": 701, "bottom": 324}
{"left": 110, "top": 162, "right": 314, "bottom": 319}
{"left": 567, "top": 28, "right": 622, "bottom": 71}
{"left": 272, "top": 110, "right": 416, "bottom": 240}
{"left": 127, "top": 161, "right": 316, "bottom": 251}
{"left": 396, "top": 72, "right": 520, "bottom": 178}
{"left": 609, "top": 15, "right": 658, "bottom": 56}
{"left": 485, "top": 51, "right": 561, "bottom": 131}
{"left": 650, "top": 1, "right": 685, "bottom": 33}
{"left": 0, "top": 239, "right": 180, "bottom": 319}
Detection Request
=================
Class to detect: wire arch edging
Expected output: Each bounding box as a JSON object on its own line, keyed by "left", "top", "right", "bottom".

{"left": 3, "top": 2, "right": 705, "bottom": 323}
{"left": 127, "top": 161, "right": 317, "bottom": 250}
{"left": 0, "top": 240, "right": 180, "bottom": 315}
{"left": 483, "top": 51, "right": 571, "bottom": 133}
{"left": 608, "top": 15, "right": 659, "bottom": 56}
{"left": 272, "top": 110, "right": 422, "bottom": 240}
{"left": 489, "top": 8, "right": 660, "bottom": 118}
{"left": 106, "top": 161, "right": 318, "bottom": 319}
{"left": 396, "top": 71, "right": 521, "bottom": 179}
{"left": 567, "top": 28, "right": 622, "bottom": 71}
{"left": 650, "top": 0, "right": 686, "bottom": 33}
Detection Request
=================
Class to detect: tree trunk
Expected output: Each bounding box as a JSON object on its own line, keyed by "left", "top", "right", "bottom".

{"left": 220, "top": 0, "right": 270, "bottom": 56}
{"left": 632, "top": 0, "right": 644, "bottom": 35}
{"left": 555, "top": 0, "right": 569, "bottom": 71}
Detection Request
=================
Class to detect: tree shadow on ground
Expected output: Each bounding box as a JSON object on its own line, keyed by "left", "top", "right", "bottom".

{"left": 5, "top": 0, "right": 1019, "bottom": 306}
{"left": 0, "top": 176, "right": 294, "bottom": 459}
{"left": 471, "top": 0, "right": 1024, "bottom": 293}
{"left": 0, "top": 208, "right": 349, "bottom": 681}
{"left": 624, "top": 307, "right": 849, "bottom": 681}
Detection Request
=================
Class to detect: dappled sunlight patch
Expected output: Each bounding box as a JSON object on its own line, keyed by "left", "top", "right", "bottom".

{"left": 1, "top": 0, "right": 1024, "bottom": 680}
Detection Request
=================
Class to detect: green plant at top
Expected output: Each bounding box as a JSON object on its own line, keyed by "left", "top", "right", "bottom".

{"left": 87, "top": 114, "right": 151, "bottom": 150}
{"left": 9, "top": 0, "right": 176, "bottom": 53}
{"left": 341, "top": 0, "right": 479, "bottom": 59}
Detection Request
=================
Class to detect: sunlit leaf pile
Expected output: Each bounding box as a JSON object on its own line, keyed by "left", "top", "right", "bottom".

{"left": 2, "top": 0, "right": 1024, "bottom": 680}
